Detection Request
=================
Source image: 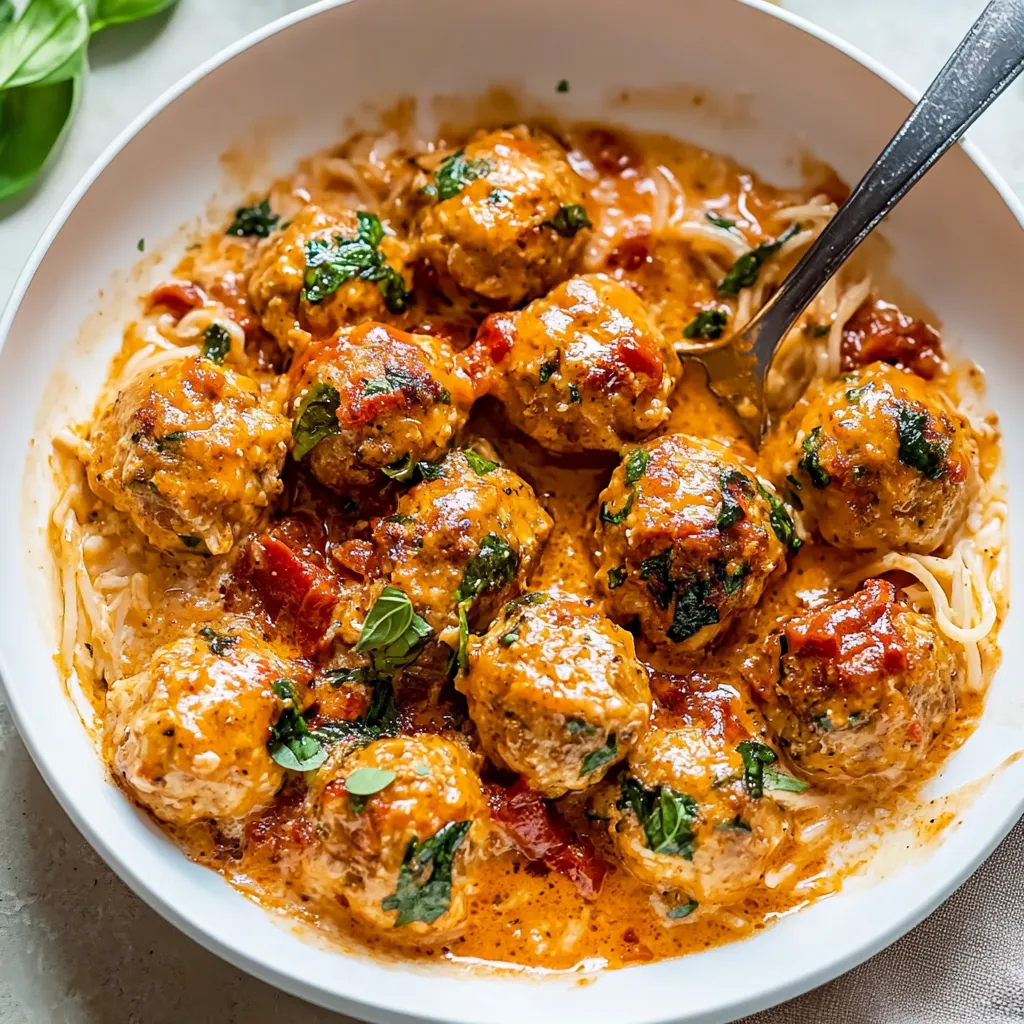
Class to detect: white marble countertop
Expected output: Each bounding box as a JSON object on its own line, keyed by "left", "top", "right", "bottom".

{"left": 1, "top": 2, "right": 1022, "bottom": 1021}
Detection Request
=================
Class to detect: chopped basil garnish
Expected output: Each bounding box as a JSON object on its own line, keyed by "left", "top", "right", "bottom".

{"left": 607, "top": 566, "right": 627, "bottom": 590}
{"left": 666, "top": 897, "right": 699, "bottom": 920}
{"left": 845, "top": 381, "right": 873, "bottom": 403}
{"left": 580, "top": 733, "right": 618, "bottom": 776}
{"left": 754, "top": 479, "right": 801, "bottom": 551}
{"left": 544, "top": 203, "right": 592, "bottom": 238}
{"left": 381, "top": 821, "right": 472, "bottom": 926}
{"left": 198, "top": 626, "right": 238, "bottom": 656}
{"left": 356, "top": 586, "right": 431, "bottom": 676}
{"left": 798, "top": 426, "right": 831, "bottom": 488}
{"left": 736, "top": 740, "right": 807, "bottom": 798}
{"left": 567, "top": 718, "right": 598, "bottom": 736}
{"left": 683, "top": 309, "right": 728, "bottom": 340}
{"left": 302, "top": 211, "right": 410, "bottom": 313}
{"left": 345, "top": 766, "right": 396, "bottom": 803}
{"left": 498, "top": 628, "right": 519, "bottom": 647}
{"left": 463, "top": 448, "right": 498, "bottom": 475}
{"left": 455, "top": 534, "right": 519, "bottom": 605}
{"left": 599, "top": 490, "right": 635, "bottom": 526}
{"left": 706, "top": 211, "right": 736, "bottom": 230}
{"left": 488, "top": 188, "right": 512, "bottom": 205}
{"left": 268, "top": 678, "right": 327, "bottom": 772}
{"left": 624, "top": 448, "right": 649, "bottom": 487}
{"left": 568, "top": 383, "right": 581, "bottom": 403}
{"left": 200, "top": 323, "right": 232, "bottom": 364}
{"left": 424, "top": 149, "right": 493, "bottom": 202}
{"left": 155, "top": 431, "right": 187, "bottom": 455}
{"left": 716, "top": 470, "right": 750, "bottom": 530}
{"left": 538, "top": 358, "right": 559, "bottom": 384}
{"left": 324, "top": 667, "right": 369, "bottom": 688}
{"left": 718, "top": 223, "right": 800, "bottom": 296}
{"left": 896, "top": 403, "right": 949, "bottom": 480}
{"left": 723, "top": 561, "right": 749, "bottom": 596}
{"left": 382, "top": 454, "right": 418, "bottom": 481}
{"left": 227, "top": 198, "right": 279, "bottom": 238}
{"left": 292, "top": 382, "right": 341, "bottom": 461}
{"left": 668, "top": 579, "right": 719, "bottom": 642}
{"left": 556, "top": 79, "right": 570, "bottom": 93}
{"left": 619, "top": 777, "right": 700, "bottom": 858}
{"left": 456, "top": 600, "right": 471, "bottom": 675}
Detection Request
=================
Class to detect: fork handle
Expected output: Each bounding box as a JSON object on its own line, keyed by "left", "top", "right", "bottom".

{"left": 746, "top": 0, "right": 1024, "bottom": 371}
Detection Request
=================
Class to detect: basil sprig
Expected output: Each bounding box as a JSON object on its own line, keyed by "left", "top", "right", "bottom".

{"left": 381, "top": 821, "right": 472, "bottom": 926}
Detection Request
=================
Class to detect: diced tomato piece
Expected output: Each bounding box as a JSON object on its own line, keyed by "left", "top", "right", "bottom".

{"left": 332, "top": 538, "right": 378, "bottom": 578}
{"left": 475, "top": 312, "right": 517, "bottom": 365}
{"left": 615, "top": 335, "right": 663, "bottom": 380}
{"left": 147, "top": 280, "right": 206, "bottom": 317}
{"left": 244, "top": 530, "right": 339, "bottom": 655}
{"left": 785, "top": 578, "right": 909, "bottom": 684}
{"left": 487, "top": 777, "right": 607, "bottom": 900}
{"left": 841, "top": 301, "right": 944, "bottom": 380}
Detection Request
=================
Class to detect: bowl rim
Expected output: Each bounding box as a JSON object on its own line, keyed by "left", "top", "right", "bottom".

{"left": 2, "top": 1, "right": 1023, "bottom": 1021}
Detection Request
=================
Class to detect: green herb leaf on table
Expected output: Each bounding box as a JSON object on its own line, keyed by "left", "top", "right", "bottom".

{"left": 291, "top": 382, "right": 341, "bottom": 461}
{"left": 88, "top": 0, "right": 178, "bottom": 33}
{"left": 381, "top": 821, "right": 471, "bottom": 926}
{"left": 0, "top": 2, "right": 14, "bottom": 32}
{"left": 0, "top": 0, "right": 90, "bottom": 91}
{"left": 226, "top": 197, "right": 278, "bottom": 238}
{"left": 268, "top": 678, "right": 327, "bottom": 772}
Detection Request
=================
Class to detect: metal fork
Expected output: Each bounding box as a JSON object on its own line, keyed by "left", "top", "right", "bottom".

{"left": 699, "top": 0, "right": 1024, "bottom": 442}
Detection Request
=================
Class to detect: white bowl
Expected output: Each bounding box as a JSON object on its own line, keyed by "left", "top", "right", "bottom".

{"left": 1, "top": 1, "right": 1022, "bottom": 1021}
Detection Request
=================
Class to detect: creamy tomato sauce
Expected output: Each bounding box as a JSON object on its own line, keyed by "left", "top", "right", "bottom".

{"left": 49, "top": 119, "right": 1005, "bottom": 974}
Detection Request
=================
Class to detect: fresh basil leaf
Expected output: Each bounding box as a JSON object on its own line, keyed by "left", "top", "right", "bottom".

{"left": 356, "top": 587, "right": 431, "bottom": 675}
{"left": 0, "top": 2, "right": 14, "bottom": 31}
{"left": 0, "top": 0, "right": 90, "bottom": 90}
{"left": 666, "top": 897, "right": 699, "bottom": 920}
{"left": 896, "top": 403, "right": 949, "bottom": 480}
{"left": 580, "top": 733, "right": 617, "bottom": 776}
{"left": 89, "top": 0, "right": 177, "bottom": 32}
{"left": 668, "top": 579, "right": 719, "bottom": 643}
{"left": 544, "top": 203, "right": 591, "bottom": 238}
{"left": 268, "top": 678, "right": 327, "bottom": 772}
{"left": 381, "top": 820, "right": 471, "bottom": 926}
{"left": 619, "top": 777, "right": 699, "bottom": 858}
{"left": 201, "top": 323, "right": 231, "bottom": 363}
{"left": 763, "top": 766, "right": 809, "bottom": 793}
{"left": 599, "top": 490, "right": 635, "bottom": 526}
{"left": 624, "top": 448, "right": 649, "bottom": 487}
{"left": 705, "top": 211, "right": 735, "bottom": 230}
{"left": 723, "top": 561, "right": 749, "bottom": 596}
{"left": 736, "top": 740, "right": 778, "bottom": 799}
{"left": 0, "top": 74, "right": 78, "bottom": 200}
{"left": 538, "top": 357, "right": 559, "bottom": 384}
{"left": 463, "top": 448, "right": 498, "bottom": 475}
{"left": 431, "top": 148, "right": 492, "bottom": 202}
{"left": 683, "top": 309, "right": 728, "bottom": 340}
{"left": 607, "top": 566, "right": 627, "bottom": 590}
{"left": 639, "top": 548, "right": 674, "bottom": 609}
{"left": 292, "top": 382, "right": 340, "bottom": 461}
{"left": 454, "top": 534, "right": 519, "bottom": 605}
{"left": 226, "top": 197, "right": 278, "bottom": 238}
{"left": 198, "top": 626, "right": 238, "bottom": 656}
{"left": 302, "top": 212, "right": 410, "bottom": 313}
{"left": 504, "top": 591, "right": 547, "bottom": 614}
{"left": 798, "top": 426, "right": 831, "bottom": 488}
{"left": 716, "top": 470, "right": 749, "bottom": 530}
{"left": 754, "top": 479, "right": 800, "bottom": 551}
{"left": 345, "top": 766, "right": 396, "bottom": 797}
{"left": 718, "top": 223, "right": 800, "bottom": 296}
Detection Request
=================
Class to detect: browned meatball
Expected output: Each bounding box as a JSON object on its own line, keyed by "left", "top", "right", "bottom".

{"left": 760, "top": 578, "right": 958, "bottom": 783}
{"left": 248, "top": 204, "right": 413, "bottom": 351}
{"left": 469, "top": 274, "right": 682, "bottom": 453}
{"left": 301, "top": 735, "right": 488, "bottom": 941}
{"left": 415, "top": 126, "right": 589, "bottom": 305}
{"left": 609, "top": 687, "right": 795, "bottom": 908}
{"left": 289, "top": 322, "right": 475, "bottom": 492}
{"left": 106, "top": 625, "right": 289, "bottom": 826}
{"left": 88, "top": 354, "right": 289, "bottom": 555}
{"left": 594, "top": 434, "right": 791, "bottom": 651}
{"left": 765, "top": 362, "right": 977, "bottom": 553}
{"left": 460, "top": 592, "right": 651, "bottom": 797}
{"left": 372, "top": 448, "right": 552, "bottom": 632}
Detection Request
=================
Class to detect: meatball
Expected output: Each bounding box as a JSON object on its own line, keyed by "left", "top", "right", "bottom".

{"left": 765, "top": 362, "right": 977, "bottom": 553}
{"left": 460, "top": 592, "right": 652, "bottom": 797}
{"left": 609, "top": 688, "right": 793, "bottom": 907}
{"left": 106, "top": 626, "right": 288, "bottom": 826}
{"left": 415, "top": 126, "right": 589, "bottom": 304}
{"left": 88, "top": 354, "right": 289, "bottom": 555}
{"left": 372, "top": 448, "right": 552, "bottom": 631}
{"left": 248, "top": 203, "right": 413, "bottom": 351}
{"left": 289, "top": 322, "right": 475, "bottom": 492}
{"left": 595, "top": 434, "right": 789, "bottom": 651}
{"left": 760, "top": 577, "right": 958, "bottom": 783}
{"left": 302, "top": 735, "right": 488, "bottom": 940}
{"left": 471, "top": 274, "right": 682, "bottom": 453}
